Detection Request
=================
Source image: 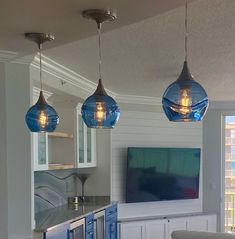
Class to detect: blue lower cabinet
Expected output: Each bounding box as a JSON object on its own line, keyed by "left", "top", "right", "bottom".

{"left": 43, "top": 205, "right": 117, "bottom": 239}
{"left": 105, "top": 204, "right": 117, "bottom": 239}
{"left": 105, "top": 204, "right": 117, "bottom": 221}
{"left": 105, "top": 217, "right": 117, "bottom": 239}
{"left": 86, "top": 214, "right": 94, "bottom": 239}
{"left": 43, "top": 222, "right": 69, "bottom": 239}
{"left": 86, "top": 229, "right": 94, "bottom": 239}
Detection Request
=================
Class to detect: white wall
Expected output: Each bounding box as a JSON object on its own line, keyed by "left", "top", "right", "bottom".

{"left": 111, "top": 109, "right": 203, "bottom": 219}
{"left": 83, "top": 130, "right": 111, "bottom": 196}
{"left": 0, "top": 62, "right": 32, "bottom": 239}
{"left": 0, "top": 62, "right": 8, "bottom": 239}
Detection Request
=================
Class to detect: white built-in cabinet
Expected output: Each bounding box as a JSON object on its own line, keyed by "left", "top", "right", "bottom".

{"left": 120, "top": 221, "right": 145, "bottom": 239}
{"left": 75, "top": 104, "right": 96, "bottom": 168}
{"left": 119, "top": 214, "right": 217, "bottom": 239}
{"left": 33, "top": 88, "right": 50, "bottom": 171}
{"left": 167, "top": 218, "right": 187, "bottom": 238}
{"left": 33, "top": 132, "right": 48, "bottom": 171}
{"left": 146, "top": 219, "right": 167, "bottom": 239}
{"left": 33, "top": 89, "right": 97, "bottom": 171}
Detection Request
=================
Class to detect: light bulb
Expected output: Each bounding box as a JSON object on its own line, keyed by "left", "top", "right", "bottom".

{"left": 95, "top": 102, "right": 106, "bottom": 123}
{"left": 179, "top": 88, "right": 192, "bottom": 115}
{"left": 38, "top": 110, "right": 48, "bottom": 129}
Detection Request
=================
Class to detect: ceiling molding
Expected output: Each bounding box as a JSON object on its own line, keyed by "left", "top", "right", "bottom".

{"left": 1, "top": 52, "right": 162, "bottom": 106}
{"left": 31, "top": 54, "right": 117, "bottom": 98}
{"left": 0, "top": 50, "right": 18, "bottom": 62}
{"left": 31, "top": 55, "right": 163, "bottom": 106}
{"left": 0, "top": 50, "right": 34, "bottom": 64}
{"left": 116, "top": 94, "right": 162, "bottom": 106}
{"left": 12, "top": 55, "right": 34, "bottom": 64}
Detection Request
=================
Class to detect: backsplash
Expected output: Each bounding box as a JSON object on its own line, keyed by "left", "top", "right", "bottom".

{"left": 35, "top": 168, "right": 110, "bottom": 214}
{"left": 35, "top": 169, "right": 79, "bottom": 213}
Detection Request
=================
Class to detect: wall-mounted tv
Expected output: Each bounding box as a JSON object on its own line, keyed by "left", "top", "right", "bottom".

{"left": 126, "top": 147, "right": 200, "bottom": 203}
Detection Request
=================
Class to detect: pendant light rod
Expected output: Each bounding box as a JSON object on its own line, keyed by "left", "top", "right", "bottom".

{"left": 82, "top": 9, "right": 116, "bottom": 82}
{"left": 39, "top": 47, "right": 43, "bottom": 91}
{"left": 98, "top": 23, "right": 102, "bottom": 80}
{"left": 25, "top": 33, "right": 55, "bottom": 92}
{"left": 185, "top": 0, "right": 188, "bottom": 62}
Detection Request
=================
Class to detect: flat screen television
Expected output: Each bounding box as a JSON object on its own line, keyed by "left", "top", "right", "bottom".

{"left": 126, "top": 147, "right": 200, "bottom": 203}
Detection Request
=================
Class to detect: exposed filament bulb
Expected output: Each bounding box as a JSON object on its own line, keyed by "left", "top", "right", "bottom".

{"left": 95, "top": 102, "right": 106, "bottom": 123}
{"left": 38, "top": 110, "right": 48, "bottom": 129}
{"left": 179, "top": 88, "right": 192, "bottom": 115}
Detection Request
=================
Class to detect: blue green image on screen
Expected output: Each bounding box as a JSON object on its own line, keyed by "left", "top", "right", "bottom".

{"left": 126, "top": 147, "right": 200, "bottom": 203}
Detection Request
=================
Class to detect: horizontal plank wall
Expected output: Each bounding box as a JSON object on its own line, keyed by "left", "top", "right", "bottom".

{"left": 111, "top": 110, "right": 203, "bottom": 219}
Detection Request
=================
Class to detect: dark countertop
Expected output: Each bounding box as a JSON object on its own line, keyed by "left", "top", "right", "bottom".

{"left": 35, "top": 201, "right": 111, "bottom": 232}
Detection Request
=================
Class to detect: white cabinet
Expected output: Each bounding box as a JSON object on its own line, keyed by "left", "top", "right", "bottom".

{"left": 187, "top": 215, "right": 217, "bottom": 232}
{"left": 32, "top": 88, "right": 76, "bottom": 171}
{"left": 75, "top": 105, "right": 96, "bottom": 168}
{"left": 146, "top": 219, "right": 167, "bottom": 239}
{"left": 120, "top": 221, "right": 145, "bottom": 239}
{"left": 33, "top": 132, "right": 48, "bottom": 171}
{"left": 167, "top": 218, "right": 187, "bottom": 238}
{"left": 119, "top": 214, "right": 216, "bottom": 239}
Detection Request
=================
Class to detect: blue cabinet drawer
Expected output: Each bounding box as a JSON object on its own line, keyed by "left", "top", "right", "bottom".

{"left": 105, "top": 204, "right": 117, "bottom": 221}
{"left": 86, "top": 213, "right": 94, "bottom": 231}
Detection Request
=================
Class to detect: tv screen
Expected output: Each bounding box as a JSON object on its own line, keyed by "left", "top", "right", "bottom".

{"left": 126, "top": 147, "right": 200, "bottom": 203}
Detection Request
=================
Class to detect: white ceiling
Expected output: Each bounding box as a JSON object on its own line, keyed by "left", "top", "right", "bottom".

{"left": 0, "top": 0, "right": 192, "bottom": 53}
{"left": 1, "top": 0, "right": 235, "bottom": 101}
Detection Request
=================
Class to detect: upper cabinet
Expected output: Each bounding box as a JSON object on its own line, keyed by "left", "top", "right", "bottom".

{"left": 33, "top": 91, "right": 97, "bottom": 171}
{"left": 33, "top": 132, "right": 49, "bottom": 171}
{"left": 75, "top": 104, "right": 96, "bottom": 168}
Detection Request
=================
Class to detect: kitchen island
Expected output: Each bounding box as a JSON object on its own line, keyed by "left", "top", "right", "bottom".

{"left": 34, "top": 202, "right": 117, "bottom": 239}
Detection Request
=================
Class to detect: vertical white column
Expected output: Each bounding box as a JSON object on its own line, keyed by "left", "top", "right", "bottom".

{"left": 203, "top": 109, "right": 223, "bottom": 232}
{"left": 0, "top": 62, "right": 32, "bottom": 239}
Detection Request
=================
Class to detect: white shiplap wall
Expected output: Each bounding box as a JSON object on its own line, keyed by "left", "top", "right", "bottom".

{"left": 111, "top": 110, "right": 203, "bottom": 219}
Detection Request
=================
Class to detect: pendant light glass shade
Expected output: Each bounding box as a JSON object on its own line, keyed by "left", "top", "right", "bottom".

{"left": 82, "top": 79, "right": 120, "bottom": 128}
{"left": 162, "top": 0, "right": 208, "bottom": 122}
{"left": 162, "top": 61, "right": 208, "bottom": 122}
{"left": 25, "top": 32, "right": 59, "bottom": 132}
{"left": 26, "top": 91, "right": 59, "bottom": 132}
{"left": 81, "top": 9, "right": 120, "bottom": 129}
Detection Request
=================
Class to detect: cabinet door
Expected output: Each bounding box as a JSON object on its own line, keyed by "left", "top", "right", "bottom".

{"left": 146, "top": 219, "right": 167, "bottom": 239}
{"left": 86, "top": 213, "right": 94, "bottom": 239}
{"left": 120, "top": 221, "right": 145, "bottom": 239}
{"left": 207, "top": 215, "right": 217, "bottom": 232}
{"left": 105, "top": 205, "right": 118, "bottom": 239}
{"left": 187, "top": 216, "right": 210, "bottom": 232}
{"left": 75, "top": 107, "right": 96, "bottom": 168}
{"left": 168, "top": 218, "right": 187, "bottom": 239}
{"left": 34, "top": 133, "right": 48, "bottom": 171}
{"left": 106, "top": 217, "right": 117, "bottom": 239}
{"left": 43, "top": 223, "right": 69, "bottom": 239}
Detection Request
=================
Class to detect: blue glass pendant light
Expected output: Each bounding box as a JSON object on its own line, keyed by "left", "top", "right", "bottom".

{"left": 25, "top": 33, "right": 59, "bottom": 132}
{"left": 162, "top": 0, "right": 209, "bottom": 122}
{"left": 81, "top": 10, "right": 120, "bottom": 128}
